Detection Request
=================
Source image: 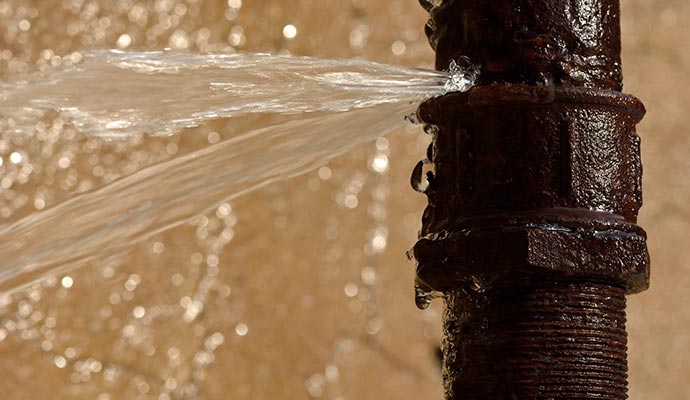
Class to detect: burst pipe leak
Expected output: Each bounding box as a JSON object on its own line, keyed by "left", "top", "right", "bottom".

{"left": 412, "top": 0, "right": 649, "bottom": 398}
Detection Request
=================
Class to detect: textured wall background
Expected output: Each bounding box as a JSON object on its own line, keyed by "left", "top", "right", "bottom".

{"left": 0, "top": 0, "right": 687, "bottom": 399}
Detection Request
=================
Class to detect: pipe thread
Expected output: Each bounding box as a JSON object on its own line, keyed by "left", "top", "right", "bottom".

{"left": 443, "top": 281, "right": 628, "bottom": 400}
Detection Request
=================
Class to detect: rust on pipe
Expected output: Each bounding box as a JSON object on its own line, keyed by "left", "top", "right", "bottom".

{"left": 412, "top": 0, "right": 649, "bottom": 399}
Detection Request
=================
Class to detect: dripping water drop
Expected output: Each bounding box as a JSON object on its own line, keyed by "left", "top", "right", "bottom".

{"left": 414, "top": 278, "right": 441, "bottom": 310}
{"left": 410, "top": 159, "right": 435, "bottom": 193}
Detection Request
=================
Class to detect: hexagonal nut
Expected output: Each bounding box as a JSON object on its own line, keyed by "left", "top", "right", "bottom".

{"left": 412, "top": 222, "right": 649, "bottom": 295}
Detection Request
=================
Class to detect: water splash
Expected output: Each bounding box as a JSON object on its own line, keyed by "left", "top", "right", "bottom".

{"left": 0, "top": 103, "right": 415, "bottom": 293}
{"left": 0, "top": 50, "right": 461, "bottom": 138}
{"left": 444, "top": 56, "right": 480, "bottom": 94}
{"left": 0, "top": 51, "right": 479, "bottom": 293}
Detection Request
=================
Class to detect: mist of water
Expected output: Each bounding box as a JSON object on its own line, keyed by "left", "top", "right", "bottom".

{"left": 0, "top": 51, "right": 478, "bottom": 293}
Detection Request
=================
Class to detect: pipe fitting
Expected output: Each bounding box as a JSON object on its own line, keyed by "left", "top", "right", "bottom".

{"left": 414, "top": 1, "right": 650, "bottom": 398}
{"left": 413, "top": 84, "right": 649, "bottom": 296}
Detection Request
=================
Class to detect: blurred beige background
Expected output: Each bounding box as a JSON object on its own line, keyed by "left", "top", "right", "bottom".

{"left": 0, "top": 0, "right": 688, "bottom": 399}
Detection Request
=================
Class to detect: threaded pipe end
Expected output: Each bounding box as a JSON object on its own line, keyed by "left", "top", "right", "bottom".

{"left": 443, "top": 281, "right": 628, "bottom": 400}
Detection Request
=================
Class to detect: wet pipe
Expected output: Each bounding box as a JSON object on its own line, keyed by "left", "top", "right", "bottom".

{"left": 412, "top": 1, "right": 649, "bottom": 399}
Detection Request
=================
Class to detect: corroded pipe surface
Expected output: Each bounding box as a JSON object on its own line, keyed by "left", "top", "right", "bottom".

{"left": 423, "top": 0, "right": 623, "bottom": 90}
{"left": 414, "top": 0, "right": 649, "bottom": 398}
{"left": 443, "top": 282, "right": 628, "bottom": 399}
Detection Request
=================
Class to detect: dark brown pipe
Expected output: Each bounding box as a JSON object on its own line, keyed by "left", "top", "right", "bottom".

{"left": 443, "top": 282, "right": 628, "bottom": 399}
{"left": 412, "top": 1, "right": 649, "bottom": 398}
{"left": 423, "top": 0, "right": 623, "bottom": 90}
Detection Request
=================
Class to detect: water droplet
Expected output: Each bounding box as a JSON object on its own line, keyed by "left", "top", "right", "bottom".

{"left": 54, "top": 355, "right": 67, "bottom": 368}
{"left": 61, "top": 276, "right": 73, "bottom": 288}
{"left": 235, "top": 323, "right": 249, "bottom": 336}
{"left": 366, "top": 317, "right": 383, "bottom": 335}
{"left": 423, "top": 124, "right": 439, "bottom": 136}
{"left": 369, "top": 154, "right": 389, "bottom": 173}
{"left": 9, "top": 152, "right": 22, "bottom": 164}
{"left": 18, "top": 19, "right": 31, "bottom": 32}
{"left": 317, "top": 166, "right": 332, "bottom": 180}
{"left": 414, "top": 278, "right": 441, "bottom": 310}
{"left": 404, "top": 112, "right": 420, "bottom": 125}
{"left": 282, "top": 24, "right": 298, "bottom": 40}
{"left": 391, "top": 40, "right": 406, "bottom": 56}
{"left": 410, "top": 159, "right": 435, "bottom": 193}
{"left": 344, "top": 282, "right": 358, "bottom": 298}
{"left": 132, "top": 306, "right": 146, "bottom": 319}
{"left": 116, "top": 34, "right": 132, "bottom": 49}
{"left": 361, "top": 266, "right": 376, "bottom": 285}
{"left": 305, "top": 373, "right": 325, "bottom": 398}
{"left": 325, "top": 364, "right": 339, "bottom": 382}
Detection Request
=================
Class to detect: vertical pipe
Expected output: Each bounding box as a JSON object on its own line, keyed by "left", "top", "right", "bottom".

{"left": 413, "top": 1, "right": 649, "bottom": 398}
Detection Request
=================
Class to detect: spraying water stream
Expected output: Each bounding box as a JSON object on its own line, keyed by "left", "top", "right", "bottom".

{"left": 0, "top": 51, "right": 477, "bottom": 293}
{"left": 1, "top": 51, "right": 468, "bottom": 138}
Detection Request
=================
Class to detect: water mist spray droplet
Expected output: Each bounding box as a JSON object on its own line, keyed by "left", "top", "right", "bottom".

{"left": 411, "top": 159, "right": 435, "bottom": 193}
{"left": 414, "top": 278, "right": 441, "bottom": 310}
{"left": 423, "top": 124, "right": 439, "bottom": 136}
{"left": 404, "top": 112, "right": 420, "bottom": 125}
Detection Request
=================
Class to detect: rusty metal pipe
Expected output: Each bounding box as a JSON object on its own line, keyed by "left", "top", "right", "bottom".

{"left": 412, "top": 1, "right": 649, "bottom": 398}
